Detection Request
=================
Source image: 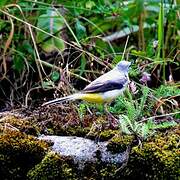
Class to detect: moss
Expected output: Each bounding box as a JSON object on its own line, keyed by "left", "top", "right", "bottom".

{"left": 99, "top": 164, "right": 123, "bottom": 179}
{"left": 0, "top": 131, "right": 49, "bottom": 179}
{"left": 86, "top": 129, "right": 120, "bottom": 141}
{"left": 0, "top": 115, "right": 40, "bottom": 136}
{"left": 123, "top": 126, "right": 180, "bottom": 180}
{"left": 27, "top": 152, "right": 124, "bottom": 180}
{"left": 54, "top": 125, "right": 90, "bottom": 137}
{"left": 27, "top": 152, "right": 77, "bottom": 180}
{"left": 99, "top": 129, "right": 119, "bottom": 141}
{"left": 107, "top": 135, "right": 134, "bottom": 153}
{"left": 80, "top": 161, "right": 123, "bottom": 180}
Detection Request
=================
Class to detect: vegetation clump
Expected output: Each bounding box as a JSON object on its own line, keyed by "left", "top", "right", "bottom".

{"left": 27, "top": 152, "right": 77, "bottom": 180}
{"left": 0, "top": 115, "right": 40, "bottom": 136}
{"left": 0, "top": 131, "right": 49, "bottom": 179}
{"left": 123, "top": 125, "right": 180, "bottom": 180}
{"left": 53, "top": 125, "right": 90, "bottom": 137}
{"left": 98, "top": 129, "right": 120, "bottom": 141}
{"left": 81, "top": 162, "right": 123, "bottom": 180}
{"left": 107, "top": 135, "right": 134, "bottom": 154}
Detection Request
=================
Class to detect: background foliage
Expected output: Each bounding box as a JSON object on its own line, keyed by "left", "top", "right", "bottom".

{"left": 0, "top": 0, "right": 179, "bottom": 123}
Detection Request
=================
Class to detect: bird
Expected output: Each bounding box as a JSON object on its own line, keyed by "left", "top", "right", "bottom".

{"left": 42, "top": 60, "right": 131, "bottom": 125}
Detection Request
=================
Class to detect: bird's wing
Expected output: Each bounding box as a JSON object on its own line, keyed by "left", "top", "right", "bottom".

{"left": 83, "top": 68, "right": 128, "bottom": 93}
{"left": 83, "top": 78, "right": 127, "bottom": 93}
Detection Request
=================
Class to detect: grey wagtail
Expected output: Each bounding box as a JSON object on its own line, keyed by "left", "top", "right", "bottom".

{"left": 42, "top": 61, "right": 131, "bottom": 106}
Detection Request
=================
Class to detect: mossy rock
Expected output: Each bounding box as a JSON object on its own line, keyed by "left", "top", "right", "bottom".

{"left": 53, "top": 125, "right": 90, "bottom": 137}
{"left": 0, "top": 115, "right": 40, "bottom": 136}
{"left": 81, "top": 161, "right": 124, "bottom": 180}
{"left": 87, "top": 129, "right": 120, "bottom": 141}
{"left": 27, "top": 152, "right": 77, "bottom": 180}
{"left": 0, "top": 131, "right": 49, "bottom": 179}
{"left": 27, "top": 151, "right": 125, "bottom": 180}
{"left": 107, "top": 135, "right": 134, "bottom": 153}
{"left": 123, "top": 126, "right": 180, "bottom": 180}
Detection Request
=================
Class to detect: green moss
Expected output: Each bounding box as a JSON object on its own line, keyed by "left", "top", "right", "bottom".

{"left": 0, "top": 115, "right": 40, "bottom": 136}
{"left": 81, "top": 161, "right": 123, "bottom": 180}
{"left": 0, "top": 131, "right": 49, "bottom": 179}
{"left": 87, "top": 129, "right": 120, "bottom": 141}
{"left": 107, "top": 135, "right": 134, "bottom": 153}
{"left": 99, "top": 130, "right": 119, "bottom": 141}
{"left": 124, "top": 125, "right": 180, "bottom": 180}
{"left": 27, "top": 152, "right": 77, "bottom": 180}
{"left": 27, "top": 152, "right": 125, "bottom": 180}
{"left": 54, "top": 125, "right": 90, "bottom": 137}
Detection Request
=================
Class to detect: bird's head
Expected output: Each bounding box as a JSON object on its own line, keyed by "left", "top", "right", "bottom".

{"left": 116, "top": 60, "right": 131, "bottom": 72}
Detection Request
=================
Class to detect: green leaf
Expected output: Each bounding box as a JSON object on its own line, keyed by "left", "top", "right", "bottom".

{"left": 113, "top": 55, "right": 122, "bottom": 64}
{"left": 36, "top": 9, "right": 65, "bottom": 53}
{"left": 75, "top": 20, "right": 87, "bottom": 40}
{"left": 78, "top": 103, "right": 87, "bottom": 120}
{"left": 134, "top": 0, "right": 144, "bottom": 15}
{"left": 22, "top": 41, "right": 34, "bottom": 55}
{"left": 131, "top": 49, "right": 146, "bottom": 56}
{"left": 152, "top": 121, "right": 177, "bottom": 130}
{"left": 51, "top": 71, "right": 60, "bottom": 82}
{"left": 13, "top": 56, "right": 24, "bottom": 72}
{"left": 157, "top": 2, "right": 164, "bottom": 59}
{"left": 141, "top": 123, "right": 150, "bottom": 139}
{"left": 42, "top": 81, "right": 54, "bottom": 89}
{"left": 140, "top": 119, "right": 154, "bottom": 139}
{"left": 119, "top": 115, "right": 133, "bottom": 135}
{"left": 86, "top": 1, "right": 96, "bottom": 9}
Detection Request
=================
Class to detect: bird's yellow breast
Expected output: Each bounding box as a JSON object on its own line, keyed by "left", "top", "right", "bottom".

{"left": 80, "top": 93, "right": 104, "bottom": 103}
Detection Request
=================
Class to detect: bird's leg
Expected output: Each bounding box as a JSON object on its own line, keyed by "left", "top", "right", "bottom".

{"left": 104, "top": 103, "right": 118, "bottom": 128}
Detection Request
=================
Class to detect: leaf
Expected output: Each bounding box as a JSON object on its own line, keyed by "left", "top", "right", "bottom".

{"left": 137, "top": 86, "right": 149, "bottom": 118}
{"left": 13, "top": 56, "right": 24, "bottom": 72}
{"left": 51, "top": 71, "right": 60, "bottom": 82}
{"left": 75, "top": 20, "right": 87, "bottom": 40}
{"left": 22, "top": 40, "right": 34, "bottom": 55}
{"left": 113, "top": 55, "right": 122, "bottom": 64}
{"left": 140, "top": 119, "right": 154, "bottom": 139}
{"left": 36, "top": 9, "right": 65, "bottom": 53}
{"left": 42, "top": 80, "right": 54, "bottom": 89}
{"left": 134, "top": 0, "right": 144, "bottom": 15}
{"left": 78, "top": 103, "right": 87, "bottom": 120}
{"left": 141, "top": 123, "right": 151, "bottom": 139}
{"left": 152, "top": 121, "right": 177, "bottom": 130}
{"left": 86, "top": 1, "right": 96, "bottom": 9}
{"left": 157, "top": 2, "right": 164, "bottom": 59}
{"left": 119, "top": 115, "right": 132, "bottom": 135}
{"left": 131, "top": 49, "right": 146, "bottom": 56}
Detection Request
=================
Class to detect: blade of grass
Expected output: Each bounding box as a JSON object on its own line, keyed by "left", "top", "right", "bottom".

{"left": 157, "top": 1, "right": 165, "bottom": 84}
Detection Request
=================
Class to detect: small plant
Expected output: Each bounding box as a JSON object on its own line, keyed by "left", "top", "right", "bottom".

{"left": 117, "top": 86, "right": 177, "bottom": 139}
{"left": 77, "top": 103, "right": 87, "bottom": 122}
{"left": 119, "top": 115, "right": 177, "bottom": 140}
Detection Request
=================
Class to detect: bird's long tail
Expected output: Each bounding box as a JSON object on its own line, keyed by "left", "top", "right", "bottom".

{"left": 42, "top": 93, "right": 82, "bottom": 106}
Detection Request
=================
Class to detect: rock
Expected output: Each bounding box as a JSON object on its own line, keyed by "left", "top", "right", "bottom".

{"left": 39, "top": 135, "right": 128, "bottom": 169}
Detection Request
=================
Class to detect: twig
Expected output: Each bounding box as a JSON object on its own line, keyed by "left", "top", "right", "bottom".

{"left": 139, "top": 111, "right": 180, "bottom": 123}
{"left": 0, "top": 9, "right": 105, "bottom": 67}
{"left": 39, "top": 59, "right": 91, "bottom": 83}
{"left": 1, "top": 9, "right": 14, "bottom": 80}
{"left": 121, "top": 35, "right": 129, "bottom": 61}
